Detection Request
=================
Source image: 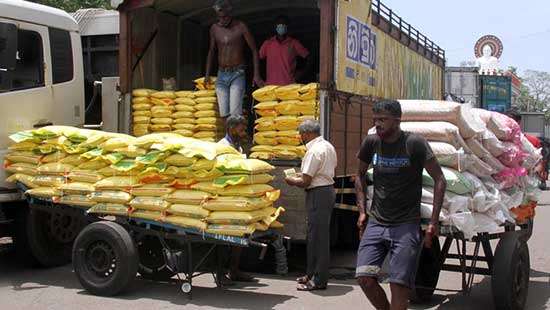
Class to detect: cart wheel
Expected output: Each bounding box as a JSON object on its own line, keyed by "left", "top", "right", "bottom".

{"left": 137, "top": 235, "right": 176, "bottom": 281}
{"left": 519, "top": 218, "right": 534, "bottom": 242}
{"left": 410, "top": 237, "right": 441, "bottom": 303}
{"left": 72, "top": 221, "right": 138, "bottom": 296}
{"left": 181, "top": 281, "right": 192, "bottom": 294}
{"left": 492, "top": 233, "right": 530, "bottom": 310}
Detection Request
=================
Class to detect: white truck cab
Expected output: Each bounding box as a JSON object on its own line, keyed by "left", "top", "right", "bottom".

{"left": 0, "top": 0, "right": 85, "bottom": 199}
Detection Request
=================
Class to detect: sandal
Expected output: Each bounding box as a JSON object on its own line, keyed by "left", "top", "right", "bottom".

{"left": 297, "top": 280, "right": 327, "bottom": 291}
{"left": 296, "top": 275, "right": 310, "bottom": 284}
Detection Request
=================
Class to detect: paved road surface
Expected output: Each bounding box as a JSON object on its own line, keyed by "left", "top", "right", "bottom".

{"left": 1, "top": 194, "right": 549, "bottom": 309}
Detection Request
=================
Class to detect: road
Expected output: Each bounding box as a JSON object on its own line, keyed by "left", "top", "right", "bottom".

{"left": 1, "top": 194, "right": 549, "bottom": 310}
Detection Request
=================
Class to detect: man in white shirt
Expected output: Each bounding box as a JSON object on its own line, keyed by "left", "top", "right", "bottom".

{"left": 285, "top": 120, "right": 337, "bottom": 291}
{"left": 217, "top": 115, "right": 253, "bottom": 283}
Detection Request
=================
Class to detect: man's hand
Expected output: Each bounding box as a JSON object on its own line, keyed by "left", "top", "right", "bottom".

{"left": 253, "top": 74, "right": 265, "bottom": 87}
{"left": 424, "top": 223, "right": 438, "bottom": 248}
{"left": 284, "top": 176, "right": 297, "bottom": 186}
{"left": 357, "top": 212, "right": 367, "bottom": 239}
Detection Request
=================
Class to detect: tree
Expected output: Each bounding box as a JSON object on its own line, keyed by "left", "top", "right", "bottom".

{"left": 515, "top": 70, "right": 550, "bottom": 119}
{"left": 30, "top": 0, "right": 111, "bottom": 12}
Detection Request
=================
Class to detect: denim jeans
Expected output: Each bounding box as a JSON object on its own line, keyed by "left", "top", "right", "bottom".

{"left": 216, "top": 68, "right": 246, "bottom": 117}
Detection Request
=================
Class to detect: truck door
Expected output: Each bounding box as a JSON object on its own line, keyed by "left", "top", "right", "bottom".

{"left": 0, "top": 19, "right": 54, "bottom": 192}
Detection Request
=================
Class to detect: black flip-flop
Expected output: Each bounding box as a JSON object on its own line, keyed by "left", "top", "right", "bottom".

{"left": 296, "top": 280, "right": 327, "bottom": 291}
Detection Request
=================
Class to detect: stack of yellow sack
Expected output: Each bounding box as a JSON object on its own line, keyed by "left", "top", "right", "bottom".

{"left": 4, "top": 127, "right": 284, "bottom": 237}
{"left": 250, "top": 83, "right": 320, "bottom": 160}
{"left": 132, "top": 89, "right": 157, "bottom": 136}
{"left": 150, "top": 91, "right": 177, "bottom": 133}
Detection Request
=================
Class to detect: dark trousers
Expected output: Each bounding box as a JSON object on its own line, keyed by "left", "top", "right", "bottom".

{"left": 306, "top": 185, "right": 335, "bottom": 286}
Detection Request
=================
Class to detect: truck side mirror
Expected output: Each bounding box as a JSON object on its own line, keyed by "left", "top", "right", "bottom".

{"left": 0, "top": 22, "right": 17, "bottom": 91}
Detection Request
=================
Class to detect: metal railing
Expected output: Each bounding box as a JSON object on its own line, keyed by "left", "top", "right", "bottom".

{"left": 371, "top": 0, "right": 445, "bottom": 61}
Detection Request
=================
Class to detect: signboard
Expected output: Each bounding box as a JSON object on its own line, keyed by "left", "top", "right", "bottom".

{"left": 480, "top": 75, "right": 512, "bottom": 113}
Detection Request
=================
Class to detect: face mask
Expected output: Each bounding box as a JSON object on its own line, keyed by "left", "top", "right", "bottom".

{"left": 276, "top": 24, "right": 287, "bottom": 36}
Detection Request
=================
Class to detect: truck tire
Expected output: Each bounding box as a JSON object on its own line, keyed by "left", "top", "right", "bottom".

{"left": 12, "top": 207, "right": 39, "bottom": 266}
{"left": 410, "top": 237, "right": 441, "bottom": 303}
{"left": 137, "top": 235, "right": 176, "bottom": 281}
{"left": 73, "top": 221, "right": 138, "bottom": 296}
{"left": 26, "top": 208, "right": 77, "bottom": 267}
{"left": 492, "top": 233, "right": 530, "bottom": 310}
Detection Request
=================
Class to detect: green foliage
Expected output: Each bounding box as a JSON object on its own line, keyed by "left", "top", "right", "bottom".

{"left": 30, "top": 0, "right": 111, "bottom": 12}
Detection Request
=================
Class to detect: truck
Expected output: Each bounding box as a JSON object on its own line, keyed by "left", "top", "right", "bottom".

{"left": 0, "top": 0, "right": 85, "bottom": 266}
{"left": 445, "top": 66, "right": 479, "bottom": 105}
{"left": 109, "top": 0, "right": 445, "bottom": 247}
{"left": 480, "top": 74, "right": 512, "bottom": 113}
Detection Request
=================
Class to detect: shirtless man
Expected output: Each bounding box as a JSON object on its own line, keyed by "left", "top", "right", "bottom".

{"left": 205, "top": 0, "right": 264, "bottom": 118}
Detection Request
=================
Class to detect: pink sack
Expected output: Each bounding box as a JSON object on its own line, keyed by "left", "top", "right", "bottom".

{"left": 498, "top": 142, "right": 528, "bottom": 168}
{"left": 487, "top": 112, "right": 522, "bottom": 143}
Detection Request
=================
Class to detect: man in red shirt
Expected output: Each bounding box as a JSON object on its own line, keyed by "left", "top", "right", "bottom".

{"left": 259, "top": 15, "right": 310, "bottom": 85}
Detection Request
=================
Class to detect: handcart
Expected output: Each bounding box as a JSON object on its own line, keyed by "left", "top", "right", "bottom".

{"left": 413, "top": 220, "right": 533, "bottom": 310}
{"left": 21, "top": 184, "right": 281, "bottom": 299}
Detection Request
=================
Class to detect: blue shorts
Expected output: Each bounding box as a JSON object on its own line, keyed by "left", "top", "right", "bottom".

{"left": 356, "top": 220, "right": 422, "bottom": 288}
{"left": 216, "top": 68, "right": 246, "bottom": 117}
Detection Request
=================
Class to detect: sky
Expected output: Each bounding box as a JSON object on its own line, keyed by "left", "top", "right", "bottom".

{"left": 382, "top": 0, "right": 550, "bottom": 75}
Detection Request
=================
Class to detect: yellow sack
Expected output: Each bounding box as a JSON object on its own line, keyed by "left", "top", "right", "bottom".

{"left": 254, "top": 135, "right": 278, "bottom": 146}
{"left": 276, "top": 136, "right": 301, "bottom": 146}
{"left": 6, "top": 173, "right": 38, "bottom": 188}
{"left": 254, "top": 120, "right": 275, "bottom": 131}
{"left": 8, "top": 141, "right": 38, "bottom": 151}
{"left": 132, "top": 97, "right": 150, "bottom": 104}
{"left": 269, "top": 220, "right": 284, "bottom": 229}
{"left": 41, "top": 151, "right": 67, "bottom": 163}
{"left": 255, "top": 221, "right": 269, "bottom": 231}
{"left": 200, "top": 138, "right": 216, "bottom": 142}
{"left": 95, "top": 176, "right": 140, "bottom": 190}
{"left": 275, "top": 84, "right": 302, "bottom": 100}
{"left": 174, "top": 118, "right": 196, "bottom": 125}
{"left": 98, "top": 166, "right": 139, "bottom": 177}
{"left": 60, "top": 155, "right": 88, "bottom": 166}
{"left": 213, "top": 173, "right": 273, "bottom": 188}
{"left": 251, "top": 145, "right": 274, "bottom": 153}
{"left": 160, "top": 137, "right": 238, "bottom": 160}
{"left": 5, "top": 151, "right": 42, "bottom": 165}
{"left": 194, "top": 90, "right": 216, "bottom": 97}
{"left": 175, "top": 91, "right": 196, "bottom": 98}
{"left": 133, "top": 126, "right": 150, "bottom": 137}
{"left": 298, "top": 83, "right": 319, "bottom": 100}
{"left": 130, "top": 210, "right": 163, "bottom": 221}
{"left": 274, "top": 116, "right": 300, "bottom": 130}
{"left": 174, "top": 129, "right": 194, "bottom": 137}
{"left": 131, "top": 184, "right": 175, "bottom": 197}
{"left": 134, "top": 110, "right": 152, "bottom": 117}
{"left": 151, "top": 110, "right": 171, "bottom": 118}
{"left": 195, "top": 103, "right": 216, "bottom": 111}
{"left": 218, "top": 184, "right": 277, "bottom": 197}
{"left": 129, "top": 196, "right": 170, "bottom": 211}
{"left": 100, "top": 136, "right": 136, "bottom": 151}
{"left": 132, "top": 88, "right": 156, "bottom": 97}
{"left": 59, "top": 182, "right": 95, "bottom": 195}
{"left": 150, "top": 124, "right": 172, "bottom": 132}
{"left": 113, "top": 146, "right": 147, "bottom": 158}
{"left": 168, "top": 204, "right": 210, "bottom": 219}
{"left": 194, "top": 110, "right": 217, "bottom": 118}
{"left": 132, "top": 103, "right": 152, "bottom": 111}
{"left": 254, "top": 131, "right": 278, "bottom": 138}
{"left": 68, "top": 169, "right": 104, "bottom": 183}
{"left": 134, "top": 133, "right": 180, "bottom": 149}
{"left": 173, "top": 123, "right": 195, "bottom": 131}
{"left": 33, "top": 175, "right": 66, "bottom": 187}
{"left": 192, "top": 124, "right": 214, "bottom": 131}
{"left": 151, "top": 91, "right": 176, "bottom": 99}
{"left": 134, "top": 116, "right": 151, "bottom": 124}
{"left": 256, "top": 109, "right": 278, "bottom": 117}
{"left": 165, "top": 154, "right": 197, "bottom": 167}
{"left": 26, "top": 187, "right": 61, "bottom": 199}
{"left": 151, "top": 105, "right": 175, "bottom": 113}
{"left": 254, "top": 101, "right": 279, "bottom": 110}
{"left": 151, "top": 118, "right": 173, "bottom": 125}
{"left": 37, "top": 163, "right": 74, "bottom": 175}
{"left": 56, "top": 194, "right": 95, "bottom": 208}
{"left": 175, "top": 98, "right": 196, "bottom": 106}
{"left": 275, "top": 100, "right": 303, "bottom": 116}
{"left": 165, "top": 216, "right": 207, "bottom": 230}
{"left": 78, "top": 158, "right": 109, "bottom": 170}
{"left": 207, "top": 207, "right": 276, "bottom": 224}
{"left": 215, "top": 155, "right": 275, "bottom": 174}
{"left": 193, "top": 131, "right": 216, "bottom": 139}
{"left": 89, "top": 190, "right": 133, "bottom": 204}
{"left": 170, "top": 178, "right": 197, "bottom": 188}
{"left": 193, "top": 168, "right": 224, "bottom": 182}
{"left": 206, "top": 224, "right": 256, "bottom": 237}
{"left": 249, "top": 152, "right": 273, "bottom": 160}
{"left": 262, "top": 207, "right": 285, "bottom": 226}
{"left": 192, "top": 158, "right": 216, "bottom": 171}
{"left": 194, "top": 97, "right": 217, "bottom": 104}
{"left": 151, "top": 98, "right": 175, "bottom": 106}
{"left": 173, "top": 111, "right": 194, "bottom": 119}
{"left": 195, "top": 117, "right": 217, "bottom": 125}
{"left": 175, "top": 104, "right": 196, "bottom": 112}
{"left": 5, "top": 162, "right": 38, "bottom": 176}
{"left": 201, "top": 196, "right": 274, "bottom": 211}
{"left": 166, "top": 190, "right": 211, "bottom": 205}
{"left": 88, "top": 203, "right": 129, "bottom": 216}
{"left": 252, "top": 85, "right": 279, "bottom": 102}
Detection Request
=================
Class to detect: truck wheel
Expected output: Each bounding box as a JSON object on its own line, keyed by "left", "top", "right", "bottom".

{"left": 26, "top": 208, "right": 80, "bottom": 267}
{"left": 73, "top": 221, "right": 138, "bottom": 296}
{"left": 492, "top": 233, "right": 530, "bottom": 310}
{"left": 12, "top": 206, "right": 39, "bottom": 266}
{"left": 410, "top": 237, "right": 441, "bottom": 303}
{"left": 137, "top": 235, "right": 176, "bottom": 281}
